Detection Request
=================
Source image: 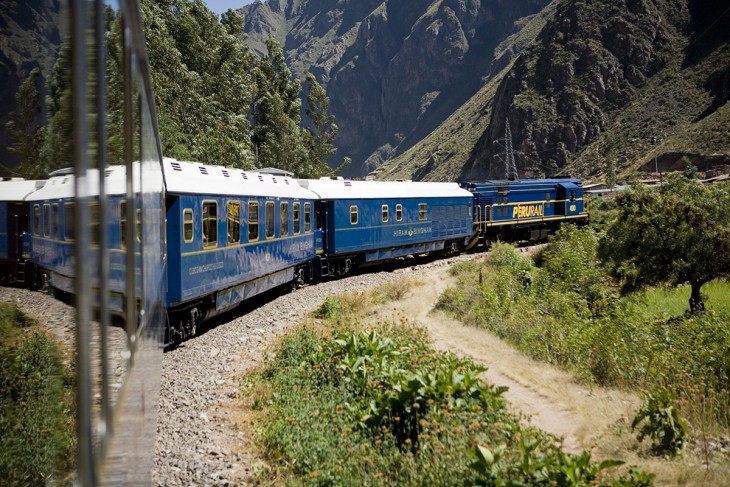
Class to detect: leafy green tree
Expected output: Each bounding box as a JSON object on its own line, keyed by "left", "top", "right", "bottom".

{"left": 251, "top": 37, "right": 319, "bottom": 176}
{"left": 141, "top": 0, "right": 255, "bottom": 168}
{"left": 4, "top": 68, "right": 46, "bottom": 178}
{"left": 304, "top": 72, "right": 337, "bottom": 175}
{"left": 41, "top": 41, "right": 73, "bottom": 174}
{"left": 598, "top": 173, "right": 730, "bottom": 313}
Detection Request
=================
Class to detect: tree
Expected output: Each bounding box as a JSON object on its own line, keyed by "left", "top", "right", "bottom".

{"left": 304, "top": 72, "right": 337, "bottom": 175}
{"left": 598, "top": 173, "right": 730, "bottom": 313}
{"left": 4, "top": 68, "right": 46, "bottom": 178}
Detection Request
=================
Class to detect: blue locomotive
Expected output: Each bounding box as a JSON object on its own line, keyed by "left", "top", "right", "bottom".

{"left": 0, "top": 160, "right": 588, "bottom": 343}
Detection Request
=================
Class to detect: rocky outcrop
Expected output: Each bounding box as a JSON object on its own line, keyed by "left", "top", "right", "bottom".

{"left": 464, "top": 0, "right": 686, "bottom": 179}
{"left": 240, "top": 0, "right": 552, "bottom": 176}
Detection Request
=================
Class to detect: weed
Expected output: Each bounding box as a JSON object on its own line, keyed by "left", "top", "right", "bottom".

{"left": 632, "top": 389, "right": 688, "bottom": 457}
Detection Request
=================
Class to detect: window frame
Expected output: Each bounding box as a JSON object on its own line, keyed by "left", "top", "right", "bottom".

{"left": 280, "top": 201, "right": 289, "bottom": 237}
{"left": 202, "top": 200, "right": 218, "bottom": 249}
{"left": 396, "top": 204, "right": 403, "bottom": 222}
{"left": 350, "top": 205, "right": 358, "bottom": 225}
{"left": 381, "top": 204, "right": 389, "bottom": 223}
{"left": 418, "top": 203, "right": 428, "bottom": 221}
{"left": 33, "top": 205, "right": 40, "bottom": 236}
{"left": 265, "top": 201, "right": 275, "bottom": 239}
{"left": 304, "top": 202, "right": 311, "bottom": 233}
{"left": 64, "top": 202, "right": 75, "bottom": 241}
{"left": 43, "top": 204, "right": 50, "bottom": 237}
{"left": 227, "top": 200, "right": 241, "bottom": 245}
{"left": 248, "top": 201, "right": 259, "bottom": 241}
{"left": 120, "top": 201, "right": 127, "bottom": 248}
{"left": 90, "top": 202, "right": 100, "bottom": 246}
{"left": 293, "top": 202, "right": 301, "bottom": 235}
{"left": 51, "top": 203, "right": 59, "bottom": 239}
{"left": 183, "top": 208, "right": 194, "bottom": 243}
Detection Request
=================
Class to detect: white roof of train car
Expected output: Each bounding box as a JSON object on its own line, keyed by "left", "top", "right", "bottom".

{"left": 24, "top": 165, "right": 138, "bottom": 200}
{"left": 298, "top": 178, "right": 473, "bottom": 199}
{"left": 163, "top": 159, "right": 315, "bottom": 199}
{"left": 0, "top": 179, "right": 46, "bottom": 201}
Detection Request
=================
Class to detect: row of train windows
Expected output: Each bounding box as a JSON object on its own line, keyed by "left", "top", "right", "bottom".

{"left": 33, "top": 202, "right": 141, "bottom": 248}
{"left": 184, "top": 201, "right": 312, "bottom": 248}
{"left": 349, "top": 203, "right": 428, "bottom": 225}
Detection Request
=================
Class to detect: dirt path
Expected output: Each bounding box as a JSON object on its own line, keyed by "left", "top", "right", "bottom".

{"left": 374, "top": 264, "right": 640, "bottom": 454}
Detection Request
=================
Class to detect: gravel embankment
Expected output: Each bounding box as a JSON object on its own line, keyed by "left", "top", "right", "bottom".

{"left": 0, "top": 253, "right": 479, "bottom": 486}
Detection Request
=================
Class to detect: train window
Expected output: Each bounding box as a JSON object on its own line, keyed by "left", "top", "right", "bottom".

{"left": 121, "top": 201, "right": 127, "bottom": 248}
{"left": 418, "top": 203, "right": 427, "bottom": 221}
{"left": 183, "top": 209, "right": 194, "bottom": 243}
{"left": 281, "top": 202, "right": 289, "bottom": 237}
{"left": 570, "top": 190, "right": 576, "bottom": 202}
{"left": 227, "top": 201, "right": 240, "bottom": 244}
{"left": 136, "top": 209, "right": 142, "bottom": 243}
{"left": 202, "top": 201, "right": 218, "bottom": 248}
{"left": 90, "top": 203, "right": 100, "bottom": 245}
{"left": 33, "top": 205, "right": 40, "bottom": 235}
{"left": 350, "top": 205, "right": 358, "bottom": 225}
{"left": 293, "top": 202, "right": 301, "bottom": 234}
{"left": 51, "top": 204, "right": 59, "bottom": 238}
{"left": 382, "top": 205, "right": 389, "bottom": 223}
{"left": 265, "top": 202, "right": 275, "bottom": 239}
{"left": 546, "top": 192, "right": 551, "bottom": 201}
{"left": 396, "top": 204, "right": 402, "bottom": 222}
{"left": 248, "top": 201, "right": 259, "bottom": 241}
{"left": 304, "top": 203, "right": 311, "bottom": 232}
{"left": 64, "top": 202, "right": 74, "bottom": 241}
{"left": 43, "top": 204, "right": 50, "bottom": 236}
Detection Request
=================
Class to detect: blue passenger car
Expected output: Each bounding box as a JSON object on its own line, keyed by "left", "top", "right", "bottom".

{"left": 25, "top": 167, "right": 139, "bottom": 311}
{"left": 299, "top": 178, "right": 473, "bottom": 275}
{"left": 163, "top": 160, "right": 318, "bottom": 340}
{"left": 460, "top": 178, "right": 589, "bottom": 248}
{"left": 0, "top": 178, "right": 45, "bottom": 285}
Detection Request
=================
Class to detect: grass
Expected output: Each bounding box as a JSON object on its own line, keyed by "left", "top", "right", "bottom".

{"left": 435, "top": 229, "right": 730, "bottom": 446}
{"left": 240, "top": 281, "right": 655, "bottom": 486}
{"left": 0, "top": 303, "right": 76, "bottom": 485}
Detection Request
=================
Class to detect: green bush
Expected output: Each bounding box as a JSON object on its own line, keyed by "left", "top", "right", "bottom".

{"left": 249, "top": 321, "right": 648, "bottom": 486}
{"left": 632, "top": 389, "right": 688, "bottom": 457}
{"left": 0, "top": 303, "right": 75, "bottom": 485}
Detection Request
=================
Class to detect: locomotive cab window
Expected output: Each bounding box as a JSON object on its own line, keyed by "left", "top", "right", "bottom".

{"left": 265, "top": 201, "right": 275, "bottom": 239}
{"left": 304, "top": 202, "right": 311, "bottom": 232}
{"left": 183, "top": 209, "right": 194, "bottom": 243}
{"left": 64, "top": 202, "right": 75, "bottom": 241}
{"left": 293, "top": 202, "right": 301, "bottom": 234}
{"left": 418, "top": 203, "right": 427, "bottom": 221}
{"left": 248, "top": 201, "right": 259, "bottom": 241}
{"left": 396, "top": 204, "right": 403, "bottom": 221}
{"left": 33, "top": 205, "right": 40, "bottom": 235}
{"left": 570, "top": 190, "right": 576, "bottom": 202}
{"left": 227, "top": 201, "right": 240, "bottom": 244}
{"left": 382, "top": 204, "right": 389, "bottom": 223}
{"left": 350, "top": 205, "right": 358, "bottom": 225}
{"left": 281, "top": 202, "right": 289, "bottom": 237}
{"left": 202, "top": 201, "right": 217, "bottom": 248}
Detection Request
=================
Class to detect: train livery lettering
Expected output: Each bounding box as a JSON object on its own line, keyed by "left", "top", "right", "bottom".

{"left": 393, "top": 227, "right": 431, "bottom": 237}
{"left": 512, "top": 204, "right": 544, "bottom": 219}
{"left": 189, "top": 261, "right": 225, "bottom": 275}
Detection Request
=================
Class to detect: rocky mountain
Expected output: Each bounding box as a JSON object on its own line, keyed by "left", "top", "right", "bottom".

{"left": 0, "top": 0, "right": 61, "bottom": 171}
{"left": 239, "top": 0, "right": 553, "bottom": 177}
{"left": 241, "top": 0, "right": 730, "bottom": 181}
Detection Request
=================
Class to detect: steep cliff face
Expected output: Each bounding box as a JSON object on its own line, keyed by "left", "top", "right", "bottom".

{"left": 0, "top": 0, "right": 61, "bottom": 171}
{"left": 463, "top": 0, "right": 730, "bottom": 180}
{"left": 240, "top": 0, "right": 552, "bottom": 176}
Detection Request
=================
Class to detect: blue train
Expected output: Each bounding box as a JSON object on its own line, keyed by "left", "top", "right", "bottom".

{"left": 0, "top": 159, "right": 587, "bottom": 342}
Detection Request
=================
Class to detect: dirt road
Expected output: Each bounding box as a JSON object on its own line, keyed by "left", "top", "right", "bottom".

{"left": 374, "top": 264, "right": 640, "bottom": 454}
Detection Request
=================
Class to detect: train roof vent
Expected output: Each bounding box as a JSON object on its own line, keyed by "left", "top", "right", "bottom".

{"left": 241, "top": 173, "right": 248, "bottom": 180}
{"left": 199, "top": 166, "right": 208, "bottom": 175}
{"left": 104, "top": 169, "right": 113, "bottom": 177}
{"left": 171, "top": 161, "right": 182, "bottom": 171}
{"left": 285, "top": 179, "right": 290, "bottom": 185}
{"left": 222, "top": 170, "right": 230, "bottom": 178}
{"left": 258, "top": 175, "right": 264, "bottom": 182}
{"left": 272, "top": 177, "right": 278, "bottom": 184}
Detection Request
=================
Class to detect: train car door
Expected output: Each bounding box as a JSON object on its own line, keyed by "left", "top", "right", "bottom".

{"left": 314, "top": 200, "right": 327, "bottom": 254}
